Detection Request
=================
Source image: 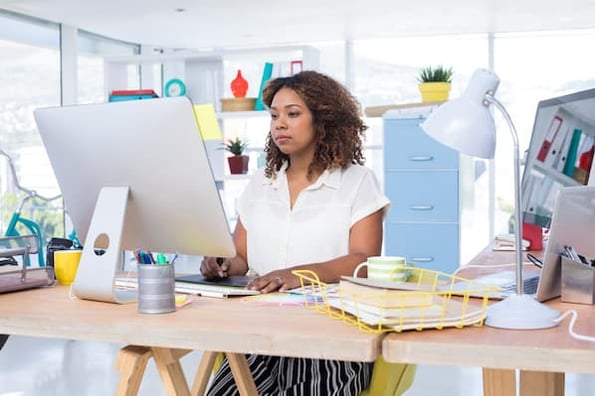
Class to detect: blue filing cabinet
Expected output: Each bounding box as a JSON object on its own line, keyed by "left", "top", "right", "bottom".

{"left": 383, "top": 108, "right": 463, "bottom": 274}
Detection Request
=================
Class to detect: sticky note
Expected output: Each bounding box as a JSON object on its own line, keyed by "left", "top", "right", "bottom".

{"left": 193, "top": 104, "right": 222, "bottom": 140}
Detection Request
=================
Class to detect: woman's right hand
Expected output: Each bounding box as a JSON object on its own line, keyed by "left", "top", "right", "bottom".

{"left": 200, "top": 256, "right": 230, "bottom": 280}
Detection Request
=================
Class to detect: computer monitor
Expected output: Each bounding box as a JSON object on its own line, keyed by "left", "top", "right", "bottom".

{"left": 521, "top": 88, "right": 595, "bottom": 229}
{"left": 34, "top": 97, "right": 236, "bottom": 303}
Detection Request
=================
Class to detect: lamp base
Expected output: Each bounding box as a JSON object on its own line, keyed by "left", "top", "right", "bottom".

{"left": 485, "top": 294, "right": 560, "bottom": 329}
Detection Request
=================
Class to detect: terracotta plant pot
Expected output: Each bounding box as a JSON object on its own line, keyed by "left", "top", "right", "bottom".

{"left": 228, "top": 155, "right": 249, "bottom": 174}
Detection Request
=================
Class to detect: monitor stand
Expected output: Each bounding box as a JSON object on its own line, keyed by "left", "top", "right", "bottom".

{"left": 72, "top": 186, "right": 137, "bottom": 304}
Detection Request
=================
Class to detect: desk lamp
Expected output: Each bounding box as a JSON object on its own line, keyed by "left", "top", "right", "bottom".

{"left": 421, "top": 68, "right": 560, "bottom": 329}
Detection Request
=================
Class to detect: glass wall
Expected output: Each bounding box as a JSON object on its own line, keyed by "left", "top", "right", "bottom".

{"left": 78, "top": 30, "right": 140, "bottom": 104}
{"left": 2, "top": 6, "right": 595, "bottom": 262}
{"left": 494, "top": 30, "right": 595, "bottom": 233}
{"left": 0, "top": 11, "right": 62, "bottom": 254}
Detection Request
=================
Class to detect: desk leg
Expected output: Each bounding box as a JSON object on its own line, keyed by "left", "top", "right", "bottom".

{"left": 114, "top": 345, "right": 152, "bottom": 396}
{"left": 152, "top": 347, "right": 192, "bottom": 396}
{"left": 226, "top": 352, "right": 258, "bottom": 396}
{"left": 482, "top": 368, "right": 516, "bottom": 396}
{"left": 519, "top": 371, "right": 564, "bottom": 396}
{"left": 191, "top": 351, "right": 219, "bottom": 396}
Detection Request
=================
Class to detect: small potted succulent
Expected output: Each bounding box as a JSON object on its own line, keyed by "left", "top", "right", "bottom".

{"left": 221, "top": 136, "right": 249, "bottom": 174}
{"left": 417, "top": 65, "right": 454, "bottom": 103}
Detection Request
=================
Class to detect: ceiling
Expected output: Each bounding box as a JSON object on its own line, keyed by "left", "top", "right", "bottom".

{"left": 2, "top": 0, "right": 595, "bottom": 50}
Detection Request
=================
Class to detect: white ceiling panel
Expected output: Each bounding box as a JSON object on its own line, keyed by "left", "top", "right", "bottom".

{"left": 1, "top": 0, "right": 595, "bottom": 49}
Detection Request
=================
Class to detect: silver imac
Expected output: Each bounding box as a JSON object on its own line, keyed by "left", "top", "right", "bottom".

{"left": 34, "top": 96, "right": 235, "bottom": 303}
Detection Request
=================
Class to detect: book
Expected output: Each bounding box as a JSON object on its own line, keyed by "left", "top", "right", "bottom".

{"left": 328, "top": 294, "right": 486, "bottom": 330}
{"left": 109, "top": 89, "right": 159, "bottom": 102}
{"left": 254, "top": 62, "right": 273, "bottom": 111}
{"left": 108, "top": 94, "right": 158, "bottom": 102}
{"left": 110, "top": 89, "right": 159, "bottom": 97}
{"left": 193, "top": 103, "right": 223, "bottom": 140}
{"left": 492, "top": 233, "right": 530, "bottom": 251}
{"left": 338, "top": 279, "right": 434, "bottom": 308}
{"left": 563, "top": 128, "right": 583, "bottom": 177}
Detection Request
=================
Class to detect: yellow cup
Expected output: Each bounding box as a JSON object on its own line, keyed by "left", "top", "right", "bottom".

{"left": 54, "top": 250, "right": 82, "bottom": 285}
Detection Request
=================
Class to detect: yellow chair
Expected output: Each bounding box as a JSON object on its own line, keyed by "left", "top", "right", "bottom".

{"left": 361, "top": 358, "right": 416, "bottom": 396}
{"left": 211, "top": 354, "right": 416, "bottom": 396}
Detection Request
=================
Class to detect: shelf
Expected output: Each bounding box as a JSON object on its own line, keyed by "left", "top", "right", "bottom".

{"left": 217, "top": 110, "right": 269, "bottom": 119}
{"left": 220, "top": 174, "right": 253, "bottom": 181}
{"left": 533, "top": 162, "right": 582, "bottom": 187}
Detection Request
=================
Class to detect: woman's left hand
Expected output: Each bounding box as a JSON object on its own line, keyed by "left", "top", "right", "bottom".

{"left": 247, "top": 269, "right": 298, "bottom": 293}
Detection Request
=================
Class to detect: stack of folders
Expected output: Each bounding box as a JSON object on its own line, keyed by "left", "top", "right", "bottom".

{"left": 330, "top": 276, "right": 486, "bottom": 331}
{"left": 492, "top": 233, "right": 530, "bottom": 251}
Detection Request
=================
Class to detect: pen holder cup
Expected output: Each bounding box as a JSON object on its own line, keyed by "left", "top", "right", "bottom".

{"left": 561, "top": 256, "right": 595, "bottom": 305}
{"left": 137, "top": 264, "right": 176, "bottom": 314}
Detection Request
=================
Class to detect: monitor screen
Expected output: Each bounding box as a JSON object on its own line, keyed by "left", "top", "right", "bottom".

{"left": 521, "top": 88, "right": 595, "bottom": 229}
{"left": 34, "top": 96, "right": 235, "bottom": 259}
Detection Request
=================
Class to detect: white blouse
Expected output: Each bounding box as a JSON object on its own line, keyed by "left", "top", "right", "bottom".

{"left": 236, "top": 163, "right": 390, "bottom": 276}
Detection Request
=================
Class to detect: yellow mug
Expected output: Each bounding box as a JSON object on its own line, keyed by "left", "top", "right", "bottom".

{"left": 54, "top": 250, "right": 83, "bottom": 285}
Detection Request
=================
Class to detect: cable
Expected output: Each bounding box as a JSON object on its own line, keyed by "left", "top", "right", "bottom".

{"left": 555, "top": 310, "right": 595, "bottom": 342}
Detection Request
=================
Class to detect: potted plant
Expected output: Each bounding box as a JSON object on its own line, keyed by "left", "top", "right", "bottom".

{"left": 417, "top": 66, "right": 454, "bottom": 103}
{"left": 221, "top": 136, "right": 249, "bottom": 174}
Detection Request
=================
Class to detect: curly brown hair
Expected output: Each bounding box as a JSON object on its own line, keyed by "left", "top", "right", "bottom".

{"left": 261, "top": 70, "right": 367, "bottom": 179}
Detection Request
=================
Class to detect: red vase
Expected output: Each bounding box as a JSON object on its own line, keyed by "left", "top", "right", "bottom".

{"left": 231, "top": 70, "right": 248, "bottom": 98}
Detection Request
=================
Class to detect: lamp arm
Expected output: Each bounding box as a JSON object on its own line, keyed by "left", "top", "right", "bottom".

{"left": 486, "top": 95, "right": 524, "bottom": 295}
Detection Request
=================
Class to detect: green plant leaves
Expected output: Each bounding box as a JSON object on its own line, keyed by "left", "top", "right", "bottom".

{"left": 417, "top": 66, "right": 453, "bottom": 83}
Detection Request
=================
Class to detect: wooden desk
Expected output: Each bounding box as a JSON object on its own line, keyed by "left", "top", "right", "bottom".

{"left": 0, "top": 286, "right": 383, "bottom": 395}
{"left": 382, "top": 248, "right": 595, "bottom": 396}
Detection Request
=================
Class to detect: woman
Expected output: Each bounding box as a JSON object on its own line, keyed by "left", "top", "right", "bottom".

{"left": 201, "top": 70, "right": 389, "bottom": 395}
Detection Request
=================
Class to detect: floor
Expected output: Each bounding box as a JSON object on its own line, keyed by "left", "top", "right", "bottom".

{"left": 1, "top": 335, "right": 595, "bottom": 395}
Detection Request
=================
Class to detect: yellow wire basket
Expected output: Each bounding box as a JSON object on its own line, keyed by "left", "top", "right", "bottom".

{"left": 292, "top": 267, "right": 500, "bottom": 334}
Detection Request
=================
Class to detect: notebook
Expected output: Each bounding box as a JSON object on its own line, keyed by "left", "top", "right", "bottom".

{"left": 175, "top": 274, "right": 259, "bottom": 297}
{"left": 115, "top": 273, "right": 259, "bottom": 298}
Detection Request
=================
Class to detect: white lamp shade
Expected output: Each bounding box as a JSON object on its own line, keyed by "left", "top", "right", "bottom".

{"left": 421, "top": 69, "right": 500, "bottom": 159}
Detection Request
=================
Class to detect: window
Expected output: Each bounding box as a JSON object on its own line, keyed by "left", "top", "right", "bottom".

{"left": 0, "top": 11, "right": 62, "bottom": 252}
{"left": 494, "top": 29, "right": 595, "bottom": 234}
{"left": 78, "top": 30, "right": 140, "bottom": 104}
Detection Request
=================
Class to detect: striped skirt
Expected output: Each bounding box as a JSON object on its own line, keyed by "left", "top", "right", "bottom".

{"left": 206, "top": 354, "right": 373, "bottom": 396}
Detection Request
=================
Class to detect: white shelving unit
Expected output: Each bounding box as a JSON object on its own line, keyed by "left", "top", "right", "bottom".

{"left": 102, "top": 47, "right": 320, "bottom": 225}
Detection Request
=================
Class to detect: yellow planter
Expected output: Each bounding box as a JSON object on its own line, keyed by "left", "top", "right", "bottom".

{"left": 419, "top": 82, "right": 451, "bottom": 103}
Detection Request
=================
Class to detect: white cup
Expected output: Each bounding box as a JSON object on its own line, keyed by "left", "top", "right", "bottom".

{"left": 353, "top": 256, "right": 408, "bottom": 282}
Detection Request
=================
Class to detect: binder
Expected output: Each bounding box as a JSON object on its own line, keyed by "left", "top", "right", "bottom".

{"left": 563, "top": 128, "right": 583, "bottom": 177}
{"left": 254, "top": 62, "right": 273, "bottom": 111}
{"left": 537, "top": 115, "right": 563, "bottom": 162}
{"left": 553, "top": 126, "right": 573, "bottom": 172}
{"left": 545, "top": 125, "right": 570, "bottom": 171}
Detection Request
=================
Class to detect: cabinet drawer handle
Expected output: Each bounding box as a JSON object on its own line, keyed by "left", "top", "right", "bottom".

{"left": 408, "top": 257, "right": 434, "bottom": 263}
{"left": 408, "top": 156, "right": 434, "bottom": 161}
{"left": 410, "top": 205, "right": 434, "bottom": 210}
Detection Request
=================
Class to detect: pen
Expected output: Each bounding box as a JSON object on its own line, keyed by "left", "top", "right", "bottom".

{"left": 216, "top": 257, "right": 227, "bottom": 278}
{"left": 156, "top": 253, "right": 168, "bottom": 265}
{"left": 169, "top": 253, "right": 179, "bottom": 264}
